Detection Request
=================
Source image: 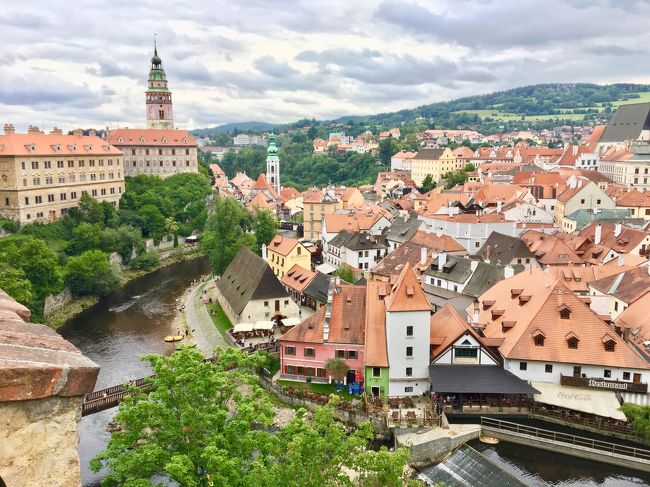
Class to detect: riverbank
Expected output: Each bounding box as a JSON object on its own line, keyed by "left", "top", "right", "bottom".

{"left": 45, "top": 250, "right": 206, "bottom": 330}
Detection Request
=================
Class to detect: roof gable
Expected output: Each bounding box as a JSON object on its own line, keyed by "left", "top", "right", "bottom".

{"left": 384, "top": 265, "right": 431, "bottom": 312}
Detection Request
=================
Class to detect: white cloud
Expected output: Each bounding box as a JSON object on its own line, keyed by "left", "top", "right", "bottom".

{"left": 1, "top": 0, "right": 650, "bottom": 130}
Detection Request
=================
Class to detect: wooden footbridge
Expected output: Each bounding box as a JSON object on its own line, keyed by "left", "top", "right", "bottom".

{"left": 481, "top": 417, "right": 650, "bottom": 473}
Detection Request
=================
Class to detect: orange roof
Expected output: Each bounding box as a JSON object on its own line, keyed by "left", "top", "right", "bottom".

{"left": 279, "top": 187, "right": 301, "bottom": 202}
{"left": 0, "top": 132, "right": 122, "bottom": 156}
{"left": 384, "top": 265, "right": 431, "bottom": 312}
{"left": 302, "top": 188, "right": 338, "bottom": 204}
{"left": 556, "top": 144, "right": 593, "bottom": 166}
{"left": 579, "top": 223, "right": 649, "bottom": 254}
{"left": 615, "top": 189, "right": 650, "bottom": 207}
{"left": 280, "top": 284, "right": 365, "bottom": 345}
{"left": 392, "top": 150, "right": 418, "bottom": 159}
{"left": 246, "top": 191, "right": 276, "bottom": 210}
{"left": 281, "top": 264, "right": 316, "bottom": 293}
{"left": 453, "top": 146, "right": 475, "bottom": 158}
{"left": 473, "top": 184, "right": 527, "bottom": 205}
{"left": 471, "top": 269, "right": 649, "bottom": 369}
{"left": 429, "top": 304, "right": 497, "bottom": 361}
{"left": 519, "top": 230, "right": 584, "bottom": 265}
{"left": 409, "top": 230, "right": 465, "bottom": 253}
{"left": 364, "top": 280, "right": 391, "bottom": 367}
{"left": 209, "top": 163, "right": 225, "bottom": 175}
{"left": 617, "top": 293, "right": 650, "bottom": 355}
{"left": 230, "top": 172, "right": 251, "bottom": 187}
{"left": 267, "top": 234, "right": 301, "bottom": 256}
{"left": 584, "top": 124, "right": 606, "bottom": 151}
{"left": 323, "top": 209, "right": 384, "bottom": 233}
{"left": 547, "top": 266, "right": 636, "bottom": 293}
{"left": 106, "top": 128, "right": 197, "bottom": 147}
{"left": 252, "top": 173, "right": 279, "bottom": 198}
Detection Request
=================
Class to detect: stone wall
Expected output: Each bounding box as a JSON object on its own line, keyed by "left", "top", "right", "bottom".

{"left": 0, "top": 289, "right": 99, "bottom": 487}
{"left": 258, "top": 376, "right": 390, "bottom": 439}
{"left": 43, "top": 288, "right": 72, "bottom": 316}
{"left": 0, "top": 396, "right": 83, "bottom": 487}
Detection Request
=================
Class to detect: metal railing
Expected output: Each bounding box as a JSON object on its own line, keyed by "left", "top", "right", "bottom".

{"left": 481, "top": 417, "right": 650, "bottom": 461}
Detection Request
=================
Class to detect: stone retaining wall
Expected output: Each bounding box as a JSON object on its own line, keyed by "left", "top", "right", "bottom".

{"left": 258, "top": 377, "right": 390, "bottom": 439}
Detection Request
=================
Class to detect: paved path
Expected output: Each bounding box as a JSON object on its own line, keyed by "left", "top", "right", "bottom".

{"left": 184, "top": 279, "right": 227, "bottom": 355}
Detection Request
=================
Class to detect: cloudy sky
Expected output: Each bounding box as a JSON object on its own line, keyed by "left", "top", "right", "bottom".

{"left": 2, "top": 0, "right": 650, "bottom": 131}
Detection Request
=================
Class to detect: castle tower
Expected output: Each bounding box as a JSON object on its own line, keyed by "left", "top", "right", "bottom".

{"left": 145, "top": 39, "right": 174, "bottom": 129}
{"left": 266, "top": 133, "right": 280, "bottom": 194}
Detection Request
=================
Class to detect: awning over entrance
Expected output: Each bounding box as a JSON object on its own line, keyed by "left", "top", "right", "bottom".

{"left": 429, "top": 365, "right": 540, "bottom": 395}
{"left": 315, "top": 263, "right": 336, "bottom": 275}
{"left": 253, "top": 321, "right": 274, "bottom": 331}
{"left": 532, "top": 382, "right": 626, "bottom": 421}
{"left": 233, "top": 323, "right": 253, "bottom": 333}
{"left": 281, "top": 317, "right": 301, "bottom": 327}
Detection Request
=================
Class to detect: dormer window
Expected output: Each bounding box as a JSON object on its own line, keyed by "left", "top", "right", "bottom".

{"left": 602, "top": 334, "right": 616, "bottom": 352}
{"left": 491, "top": 309, "right": 505, "bottom": 319}
{"left": 182, "top": 138, "right": 188, "bottom": 144}
{"left": 162, "top": 138, "right": 168, "bottom": 144}
{"left": 140, "top": 137, "right": 145, "bottom": 143}
{"left": 483, "top": 300, "right": 496, "bottom": 310}
{"left": 558, "top": 304, "right": 571, "bottom": 320}
{"left": 502, "top": 321, "right": 516, "bottom": 332}
{"left": 566, "top": 332, "right": 579, "bottom": 349}
{"left": 532, "top": 329, "right": 545, "bottom": 346}
{"left": 518, "top": 295, "right": 531, "bottom": 305}
{"left": 118, "top": 137, "right": 124, "bottom": 143}
{"left": 511, "top": 289, "right": 523, "bottom": 299}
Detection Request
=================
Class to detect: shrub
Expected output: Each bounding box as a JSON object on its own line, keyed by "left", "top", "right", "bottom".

{"left": 132, "top": 250, "right": 160, "bottom": 271}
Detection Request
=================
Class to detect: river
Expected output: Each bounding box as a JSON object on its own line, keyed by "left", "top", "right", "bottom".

{"left": 58, "top": 256, "right": 211, "bottom": 486}
{"left": 59, "top": 256, "right": 650, "bottom": 487}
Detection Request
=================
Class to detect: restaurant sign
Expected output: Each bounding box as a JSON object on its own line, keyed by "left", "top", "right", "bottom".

{"left": 560, "top": 375, "right": 648, "bottom": 393}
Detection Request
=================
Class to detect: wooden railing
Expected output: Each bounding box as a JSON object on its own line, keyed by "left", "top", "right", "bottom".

{"left": 531, "top": 405, "right": 633, "bottom": 435}
{"left": 481, "top": 417, "right": 650, "bottom": 461}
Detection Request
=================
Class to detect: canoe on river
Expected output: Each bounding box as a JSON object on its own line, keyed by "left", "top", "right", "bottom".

{"left": 164, "top": 335, "right": 184, "bottom": 343}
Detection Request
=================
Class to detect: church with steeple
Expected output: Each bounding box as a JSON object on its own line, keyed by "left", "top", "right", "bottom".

{"left": 145, "top": 40, "right": 174, "bottom": 129}
{"left": 266, "top": 133, "right": 280, "bottom": 194}
{"left": 106, "top": 38, "right": 198, "bottom": 179}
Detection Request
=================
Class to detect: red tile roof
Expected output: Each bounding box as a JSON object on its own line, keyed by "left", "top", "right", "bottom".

{"left": 106, "top": 128, "right": 196, "bottom": 147}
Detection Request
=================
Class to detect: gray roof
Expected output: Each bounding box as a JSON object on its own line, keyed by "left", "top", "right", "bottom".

{"left": 564, "top": 208, "right": 642, "bottom": 231}
{"left": 383, "top": 213, "right": 423, "bottom": 244}
{"left": 328, "top": 230, "right": 353, "bottom": 249}
{"left": 462, "top": 262, "right": 524, "bottom": 298}
{"left": 216, "top": 246, "right": 289, "bottom": 315}
{"left": 477, "top": 232, "right": 535, "bottom": 266}
{"left": 378, "top": 200, "right": 402, "bottom": 219}
{"left": 600, "top": 102, "right": 650, "bottom": 143}
{"left": 424, "top": 255, "right": 472, "bottom": 284}
{"left": 303, "top": 271, "right": 330, "bottom": 304}
{"left": 423, "top": 284, "right": 474, "bottom": 314}
{"left": 343, "top": 232, "right": 387, "bottom": 251}
{"left": 429, "top": 365, "right": 540, "bottom": 395}
{"left": 413, "top": 148, "right": 444, "bottom": 160}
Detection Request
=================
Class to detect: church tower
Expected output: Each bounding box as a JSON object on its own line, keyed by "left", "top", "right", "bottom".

{"left": 266, "top": 133, "right": 280, "bottom": 194}
{"left": 145, "top": 40, "right": 174, "bottom": 129}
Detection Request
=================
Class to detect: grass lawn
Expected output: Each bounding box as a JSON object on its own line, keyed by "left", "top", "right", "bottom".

{"left": 277, "top": 379, "right": 358, "bottom": 402}
{"left": 609, "top": 91, "right": 650, "bottom": 107}
{"left": 209, "top": 302, "right": 232, "bottom": 336}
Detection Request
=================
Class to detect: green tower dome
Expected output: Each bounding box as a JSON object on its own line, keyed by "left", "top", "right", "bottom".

{"left": 267, "top": 133, "right": 278, "bottom": 155}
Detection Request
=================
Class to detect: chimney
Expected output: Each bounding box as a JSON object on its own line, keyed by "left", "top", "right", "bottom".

{"left": 3, "top": 123, "right": 15, "bottom": 135}
{"left": 472, "top": 299, "right": 480, "bottom": 324}
{"left": 261, "top": 243, "right": 268, "bottom": 262}
{"left": 504, "top": 265, "right": 515, "bottom": 279}
{"left": 496, "top": 199, "right": 502, "bottom": 214}
{"left": 420, "top": 247, "right": 427, "bottom": 265}
{"left": 88, "top": 129, "right": 96, "bottom": 136}
{"left": 438, "top": 250, "right": 447, "bottom": 270}
{"left": 614, "top": 223, "right": 622, "bottom": 238}
{"left": 594, "top": 224, "right": 602, "bottom": 245}
{"left": 618, "top": 252, "right": 625, "bottom": 267}
{"left": 50, "top": 127, "right": 63, "bottom": 135}
{"left": 27, "top": 125, "right": 41, "bottom": 134}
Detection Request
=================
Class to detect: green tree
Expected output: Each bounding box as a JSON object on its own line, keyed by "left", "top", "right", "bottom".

{"left": 0, "top": 261, "right": 33, "bottom": 307}
{"left": 252, "top": 209, "right": 278, "bottom": 253}
{"left": 378, "top": 137, "right": 400, "bottom": 166}
{"left": 202, "top": 197, "right": 254, "bottom": 274}
{"left": 64, "top": 250, "right": 120, "bottom": 296}
{"left": 164, "top": 216, "right": 180, "bottom": 247}
{"left": 335, "top": 265, "right": 355, "bottom": 284}
{"left": 92, "top": 347, "right": 419, "bottom": 487}
{"left": 132, "top": 250, "right": 160, "bottom": 271}
{"left": 68, "top": 222, "right": 103, "bottom": 255}
{"left": 421, "top": 174, "right": 436, "bottom": 192}
{"left": 622, "top": 404, "right": 650, "bottom": 444}
{"left": 324, "top": 357, "right": 349, "bottom": 384}
{"left": 0, "top": 236, "right": 63, "bottom": 317}
{"left": 139, "top": 204, "right": 166, "bottom": 241}
{"left": 91, "top": 347, "right": 275, "bottom": 487}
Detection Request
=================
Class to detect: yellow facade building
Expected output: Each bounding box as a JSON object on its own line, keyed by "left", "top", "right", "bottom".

{"left": 411, "top": 147, "right": 456, "bottom": 186}
{"left": 264, "top": 234, "right": 311, "bottom": 278}
{"left": 0, "top": 125, "right": 124, "bottom": 224}
{"left": 302, "top": 189, "right": 341, "bottom": 241}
